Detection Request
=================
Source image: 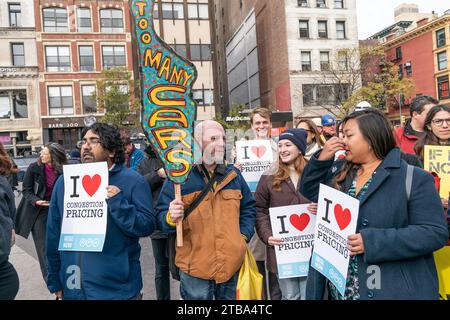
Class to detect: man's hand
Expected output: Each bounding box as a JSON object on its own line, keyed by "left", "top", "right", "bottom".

{"left": 169, "top": 199, "right": 185, "bottom": 223}
{"left": 106, "top": 186, "right": 121, "bottom": 199}
{"left": 36, "top": 200, "right": 50, "bottom": 206}
{"left": 348, "top": 233, "right": 365, "bottom": 256}
{"left": 268, "top": 236, "right": 283, "bottom": 247}
{"left": 318, "top": 137, "right": 345, "bottom": 161}
{"left": 157, "top": 168, "right": 167, "bottom": 179}
{"left": 307, "top": 203, "right": 318, "bottom": 215}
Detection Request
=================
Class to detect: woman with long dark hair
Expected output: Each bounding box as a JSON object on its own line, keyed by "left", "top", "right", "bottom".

{"left": 15, "top": 143, "right": 67, "bottom": 282}
{"left": 415, "top": 104, "right": 450, "bottom": 163}
{"left": 300, "top": 108, "right": 448, "bottom": 300}
{"left": 0, "top": 141, "right": 19, "bottom": 299}
{"left": 255, "top": 129, "right": 316, "bottom": 300}
{"left": 296, "top": 119, "right": 324, "bottom": 160}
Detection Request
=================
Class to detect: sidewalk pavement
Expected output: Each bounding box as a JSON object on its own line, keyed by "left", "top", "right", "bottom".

{"left": 9, "top": 245, "right": 53, "bottom": 300}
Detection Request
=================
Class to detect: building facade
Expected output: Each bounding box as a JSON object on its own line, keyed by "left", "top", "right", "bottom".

{"left": 35, "top": 0, "right": 135, "bottom": 150}
{"left": 152, "top": 0, "right": 215, "bottom": 120}
{"left": 212, "top": 0, "right": 359, "bottom": 120}
{"left": 0, "top": 0, "right": 41, "bottom": 156}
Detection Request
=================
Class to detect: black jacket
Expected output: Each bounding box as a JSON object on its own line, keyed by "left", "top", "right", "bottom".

{"left": 14, "top": 162, "right": 55, "bottom": 238}
{"left": 137, "top": 148, "right": 167, "bottom": 239}
{"left": 0, "top": 176, "right": 15, "bottom": 265}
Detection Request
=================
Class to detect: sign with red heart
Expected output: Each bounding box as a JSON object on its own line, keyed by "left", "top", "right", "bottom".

{"left": 82, "top": 174, "right": 101, "bottom": 197}
{"left": 289, "top": 213, "right": 310, "bottom": 232}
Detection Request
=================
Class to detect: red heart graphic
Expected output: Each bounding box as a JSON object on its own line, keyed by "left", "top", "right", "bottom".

{"left": 289, "top": 213, "right": 310, "bottom": 232}
{"left": 251, "top": 146, "right": 266, "bottom": 158}
{"left": 82, "top": 174, "right": 101, "bottom": 197}
{"left": 334, "top": 204, "right": 351, "bottom": 230}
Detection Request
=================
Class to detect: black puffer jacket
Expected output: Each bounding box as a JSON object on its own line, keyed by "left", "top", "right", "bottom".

{"left": 0, "top": 176, "right": 15, "bottom": 265}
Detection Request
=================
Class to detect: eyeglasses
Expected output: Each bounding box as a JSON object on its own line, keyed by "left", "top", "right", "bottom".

{"left": 431, "top": 119, "right": 450, "bottom": 127}
{"left": 79, "top": 138, "right": 101, "bottom": 147}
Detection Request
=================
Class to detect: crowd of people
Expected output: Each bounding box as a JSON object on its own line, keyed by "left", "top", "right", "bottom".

{"left": 0, "top": 95, "right": 449, "bottom": 300}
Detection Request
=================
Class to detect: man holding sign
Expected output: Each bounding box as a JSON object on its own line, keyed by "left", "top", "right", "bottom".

{"left": 46, "top": 123, "right": 156, "bottom": 300}
{"left": 300, "top": 109, "right": 448, "bottom": 300}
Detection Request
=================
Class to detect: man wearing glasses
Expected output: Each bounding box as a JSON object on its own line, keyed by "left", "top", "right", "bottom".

{"left": 46, "top": 123, "right": 156, "bottom": 300}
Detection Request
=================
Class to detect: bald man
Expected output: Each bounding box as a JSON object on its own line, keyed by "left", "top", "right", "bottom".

{"left": 156, "top": 120, "right": 256, "bottom": 300}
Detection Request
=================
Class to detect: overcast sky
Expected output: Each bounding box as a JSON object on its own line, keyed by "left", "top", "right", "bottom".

{"left": 357, "top": 0, "right": 450, "bottom": 39}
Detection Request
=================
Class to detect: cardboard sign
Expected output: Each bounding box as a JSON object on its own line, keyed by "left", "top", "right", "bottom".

{"left": 270, "top": 204, "right": 316, "bottom": 279}
{"left": 236, "top": 140, "right": 274, "bottom": 192}
{"left": 424, "top": 145, "right": 450, "bottom": 198}
{"left": 59, "top": 162, "right": 108, "bottom": 252}
{"left": 311, "top": 184, "right": 360, "bottom": 296}
{"left": 131, "top": 0, "right": 197, "bottom": 184}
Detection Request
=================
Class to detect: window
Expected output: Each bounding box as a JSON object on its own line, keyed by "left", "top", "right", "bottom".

{"left": 11, "top": 43, "right": 24, "bottom": 66}
{"left": 77, "top": 8, "right": 91, "bottom": 32}
{"left": 48, "top": 86, "right": 73, "bottom": 115}
{"left": 395, "top": 47, "right": 402, "bottom": 60}
{"left": 162, "top": 2, "right": 184, "bottom": 19}
{"left": 438, "top": 76, "right": 449, "bottom": 100}
{"left": 81, "top": 85, "right": 97, "bottom": 113}
{"left": 318, "top": 85, "right": 335, "bottom": 105}
{"left": 405, "top": 61, "right": 412, "bottom": 77}
{"left": 338, "top": 51, "right": 348, "bottom": 70}
{"left": 100, "top": 9, "right": 123, "bottom": 33}
{"left": 190, "top": 44, "right": 211, "bottom": 61}
{"left": 301, "top": 51, "right": 311, "bottom": 71}
{"left": 438, "top": 51, "right": 447, "bottom": 71}
{"left": 0, "top": 90, "right": 28, "bottom": 119}
{"left": 9, "top": 3, "right": 21, "bottom": 27}
{"left": 302, "top": 84, "right": 347, "bottom": 106}
{"left": 336, "top": 21, "right": 346, "bottom": 39}
{"left": 42, "top": 7, "right": 68, "bottom": 32}
{"left": 153, "top": 3, "right": 159, "bottom": 19}
{"left": 335, "top": 84, "right": 349, "bottom": 103}
{"left": 193, "top": 89, "right": 214, "bottom": 105}
{"left": 436, "top": 28, "right": 446, "bottom": 48}
{"left": 316, "top": 0, "right": 326, "bottom": 8}
{"left": 79, "top": 46, "right": 94, "bottom": 71}
{"left": 45, "top": 46, "right": 70, "bottom": 72}
{"left": 398, "top": 64, "right": 403, "bottom": 79}
{"left": 318, "top": 21, "right": 328, "bottom": 38}
{"left": 299, "top": 20, "right": 309, "bottom": 38}
{"left": 334, "top": 0, "right": 344, "bottom": 8}
{"left": 188, "top": 3, "right": 209, "bottom": 19}
{"left": 303, "top": 85, "right": 314, "bottom": 106}
{"left": 298, "top": 0, "right": 308, "bottom": 7}
{"left": 320, "top": 51, "right": 330, "bottom": 71}
{"left": 170, "top": 44, "right": 187, "bottom": 58}
{"left": 102, "top": 46, "right": 125, "bottom": 68}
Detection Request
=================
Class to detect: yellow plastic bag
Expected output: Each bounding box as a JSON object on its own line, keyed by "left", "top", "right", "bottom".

{"left": 434, "top": 246, "right": 450, "bottom": 300}
{"left": 236, "top": 245, "right": 263, "bottom": 300}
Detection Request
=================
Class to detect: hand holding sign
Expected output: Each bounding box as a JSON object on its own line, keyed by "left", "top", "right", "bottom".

{"left": 347, "top": 233, "right": 365, "bottom": 256}
{"left": 106, "top": 186, "right": 121, "bottom": 199}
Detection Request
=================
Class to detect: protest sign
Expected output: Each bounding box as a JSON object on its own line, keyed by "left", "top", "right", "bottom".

{"left": 236, "top": 140, "right": 274, "bottom": 192}
{"left": 311, "top": 184, "right": 359, "bottom": 296}
{"left": 59, "top": 162, "right": 108, "bottom": 252}
{"left": 424, "top": 145, "right": 450, "bottom": 198}
{"left": 270, "top": 204, "right": 316, "bottom": 278}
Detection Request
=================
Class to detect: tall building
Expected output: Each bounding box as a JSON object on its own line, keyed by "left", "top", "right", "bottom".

{"left": 35, "top": 0, "right": 136, "bottom": 149}
{"left": 152, "top": 0, "right": 215, "bottom": 120}
{"left": 0, "top": 0, "right": 41, "bottom": 156}
{"left": 212, "top": 0, "right": 359, "bottom": 122}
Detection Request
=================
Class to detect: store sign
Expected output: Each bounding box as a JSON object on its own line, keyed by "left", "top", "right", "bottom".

{"left": 48, "top": 123, "right": 80, "bottom": 129}
{"left": 42, "top": 118, "right": 96, "bottom": 129}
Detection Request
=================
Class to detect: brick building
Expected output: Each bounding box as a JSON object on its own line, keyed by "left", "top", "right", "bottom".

{"left": 35, "top": 0, "right": 135, "bottom": 150}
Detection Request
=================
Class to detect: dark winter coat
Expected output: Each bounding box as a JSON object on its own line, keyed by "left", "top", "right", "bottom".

{"left": 254, "top": 174, "right": 311, "bottom": 274}
{"left": 0, "top": 176, "right": 15, "bottom": 265}
{"left": 300, "top": 148, "right": 449, "bottom": 300}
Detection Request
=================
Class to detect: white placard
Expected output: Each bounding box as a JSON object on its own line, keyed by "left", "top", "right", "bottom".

{"left": 236, "top": 140, "right": 273, "bottom": 192}
{"left": 270, "top": 204, "right": 316, "bottom": 279}
{"left": 311, "top": 184, "right": 360, "bottom": 296}
{"left": 59, "top": 162, "right": 109, "bottom": 252}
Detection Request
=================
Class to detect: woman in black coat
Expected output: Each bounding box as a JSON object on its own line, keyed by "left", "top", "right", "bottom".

{"left": 0, "top": 142, "right": 19, "bottom": 299}
{"left": 300, "top": 109, "right": 448, "bottom": 300}
{"left": 15, "top": 143, "right": 66, "bottom": 282}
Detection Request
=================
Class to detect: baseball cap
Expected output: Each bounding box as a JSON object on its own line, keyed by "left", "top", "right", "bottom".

{"left": 321, "top": 114, "right": 336, "bottom": 126}
{"left": 312, "top": 117, "right": 322, "bottom": 128}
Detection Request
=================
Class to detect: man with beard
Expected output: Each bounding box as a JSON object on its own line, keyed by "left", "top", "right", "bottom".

{"left": 46, "top": 123, "right": 156, "bottom": 300}
{"left": 156, "top": 120, "right": 256, "bottom": 300}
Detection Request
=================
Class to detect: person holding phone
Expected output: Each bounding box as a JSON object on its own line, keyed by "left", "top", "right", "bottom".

{"left": 15, "top": 143, "right": 67, "bottom": 282}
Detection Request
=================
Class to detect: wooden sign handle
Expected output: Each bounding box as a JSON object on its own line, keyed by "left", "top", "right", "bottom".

{"left": 175, "top": 184, "right": 183, "bottom": 247}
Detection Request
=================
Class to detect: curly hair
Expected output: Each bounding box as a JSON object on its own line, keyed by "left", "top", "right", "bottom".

{"left": 0, "top": 141, "right": 12, "bottom": 176}
{"left": 82, "top": 123, "right": 125, "bottom": 165}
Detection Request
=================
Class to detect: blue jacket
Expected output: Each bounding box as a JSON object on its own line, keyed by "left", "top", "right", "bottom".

{"left": 129, "top": 148, "right": 144, "bottom": 171}
{"left": 156, "top": 164, "right": 256, "bottom": 283}
{"left": 300, "top": 148, "right": 448, "bottom": 300}
{"left": 46, "top": 164, "right": 156, "bottom": 300}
